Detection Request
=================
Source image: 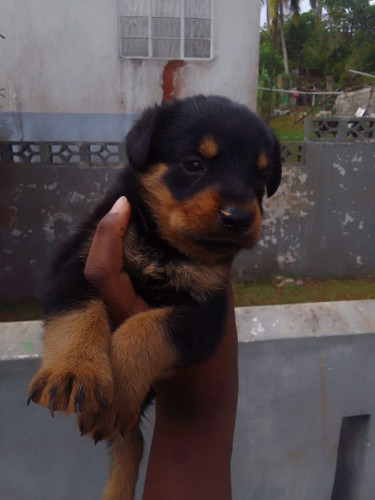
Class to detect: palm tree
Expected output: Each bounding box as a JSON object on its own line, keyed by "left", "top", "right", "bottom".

{"left": 264, "top": 0, "right": 317, "bottom": 75}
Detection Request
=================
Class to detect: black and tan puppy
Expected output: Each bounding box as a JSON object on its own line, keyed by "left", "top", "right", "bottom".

{"left": 28, "top": 95, "right": 282, "bottom": 499}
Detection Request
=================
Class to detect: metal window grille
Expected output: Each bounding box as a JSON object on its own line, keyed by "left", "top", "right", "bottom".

{"left": 118, "top": 0, "right": 212, "bottom": 60}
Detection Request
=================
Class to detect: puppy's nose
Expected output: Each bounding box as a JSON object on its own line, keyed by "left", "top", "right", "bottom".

{"left": 219, "top": 207, "right": 253, "bottom": 232}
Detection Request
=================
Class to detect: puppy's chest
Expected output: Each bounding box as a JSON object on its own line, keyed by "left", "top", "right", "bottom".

{"left": 122, "top": 226, "right": 229, "bottom": 304}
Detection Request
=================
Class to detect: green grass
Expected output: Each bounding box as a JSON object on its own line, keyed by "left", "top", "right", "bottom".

{"left": 268, "top": 114, "right": 304, "bottom": 141}
{"left": 1, "top": 278, "right": 375, "bottom": 321}
{"left": 232, "top": 277, "right": 375, "bottom": 307}
{"left": 0, "top": 298, "right": 42, "bottom": 322}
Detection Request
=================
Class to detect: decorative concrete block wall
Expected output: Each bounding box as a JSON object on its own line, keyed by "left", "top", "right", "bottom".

{"left": 1, "top": 117, "right": 375, "bottom": 298}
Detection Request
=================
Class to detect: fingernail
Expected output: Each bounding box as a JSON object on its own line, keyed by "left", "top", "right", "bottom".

{"left": 109, "top": 196, "right": 128, "bottom": 214}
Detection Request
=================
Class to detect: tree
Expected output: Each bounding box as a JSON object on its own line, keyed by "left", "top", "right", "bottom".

{"left": 266, "top": 0, "right": 375, "bottom": 83}
{"left": 263, "top": 0, "right": 324, "bottom": 76}
{"left": 258, "top": 29, "right": 284, "bottom": 113}
{"left": 259, "top": 0, "right": 375, "bottom": 116}
{"left": 264, "top": 1, "right": 308, "bottom": 75}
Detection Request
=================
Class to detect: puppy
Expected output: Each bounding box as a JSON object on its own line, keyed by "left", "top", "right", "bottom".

{"left": 28, "top": 95, "right": 282, "bottom": 499}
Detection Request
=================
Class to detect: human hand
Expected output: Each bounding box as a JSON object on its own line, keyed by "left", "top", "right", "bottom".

{"left": 84, "top": 196, "right": 148, "bottom": 324}
{"left": 84, "top": 197, "right": 238, "bottom": 500}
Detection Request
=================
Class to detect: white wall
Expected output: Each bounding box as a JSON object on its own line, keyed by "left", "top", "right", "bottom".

{"left": 0, "top": 0, "right": 261, "bottom": 115}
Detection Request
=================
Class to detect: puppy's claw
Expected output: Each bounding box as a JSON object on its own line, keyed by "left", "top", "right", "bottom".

{"left": 74, "top": 401, "right": 81, "bottom": 415}
{"left": 27, "top": 390, "right": 36, "bottom": 406}
{"left": 79, "top": 422, "right": 86, "bottom": 436}
{"left": 94, "top": 431, "right": 102, "bottom": 445}
{"left": 49, "top": 386, "right": 57, "bottom": 417}
{"left": 74, "top": 387, "right": 85, "bottom": 415}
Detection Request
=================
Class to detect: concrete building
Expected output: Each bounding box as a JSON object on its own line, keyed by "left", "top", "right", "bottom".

{"left": 0, "top": 0, "right": 261, "bottom": 141}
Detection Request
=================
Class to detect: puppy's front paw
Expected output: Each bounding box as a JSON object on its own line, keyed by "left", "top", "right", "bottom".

{"left": 78, "top": 376, "right": 143, "bottom": 442}
{"left": 27, "top": 301, "right": 113, "bottom": 416}
{"left": 28, "top": 357, "right": 113, "bottom": 416}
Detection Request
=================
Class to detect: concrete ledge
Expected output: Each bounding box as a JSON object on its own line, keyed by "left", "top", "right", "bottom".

{"left": 0, "top": 320, "right": 43, "bottom": 361}
{"left": 1, "top": 300, "right": 375, "bottom": 499}
{"left": 2, "top": 300, "right": 375, "bottom": 361}
{"left": 236, "top": 299, "right": 375, "bottom": 342}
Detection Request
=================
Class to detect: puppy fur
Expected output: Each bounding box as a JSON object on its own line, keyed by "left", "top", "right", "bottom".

{"left": 28, "top": 95, "right": 282, "bottom": 499}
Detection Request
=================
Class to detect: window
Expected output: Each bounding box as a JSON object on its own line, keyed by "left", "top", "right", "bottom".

{"left": 118, "top": 0, "right": 212, "bottom": 60}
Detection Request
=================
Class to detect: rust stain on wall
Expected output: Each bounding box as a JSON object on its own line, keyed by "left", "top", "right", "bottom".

{"left": 162, "top": 60, "right": 185, "bottom": 102}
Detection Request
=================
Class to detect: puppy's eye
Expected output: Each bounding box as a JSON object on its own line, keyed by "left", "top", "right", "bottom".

{"left": 182, "top": 160, "right": 204, "bottom": 174}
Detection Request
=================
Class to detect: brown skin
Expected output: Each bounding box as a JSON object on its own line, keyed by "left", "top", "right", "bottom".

{"left": 84, "top": 197, "right": 238, "bottom": 500}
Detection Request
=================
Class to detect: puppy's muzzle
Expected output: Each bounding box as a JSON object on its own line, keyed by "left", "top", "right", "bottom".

{"left": 219, "top": 206, "right": 253, "bottom": 233}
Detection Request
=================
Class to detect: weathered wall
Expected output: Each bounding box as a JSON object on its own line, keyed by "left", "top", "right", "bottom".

{"left": 0, "top": 164, "right": 121, "bottom": 299}
{"left": 1, "top": 300, "right": 375, "bottom": 499}
{"left": 1, "top": 135, "right": 374, "bottom": 299}
{"left": 0, "top": 0, "right": 261, "bottom": 140}
{"left": 234, "top": 140, "right": 375, "bottom": 279}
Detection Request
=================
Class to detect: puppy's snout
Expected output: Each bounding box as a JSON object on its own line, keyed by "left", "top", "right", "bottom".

{"left": 219, "top": 207, "right": 253, "bottom": 233}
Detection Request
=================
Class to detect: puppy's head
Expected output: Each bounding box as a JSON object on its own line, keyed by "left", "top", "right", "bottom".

{"left": 126, "top": 95, "right": 282, "bottom": 263}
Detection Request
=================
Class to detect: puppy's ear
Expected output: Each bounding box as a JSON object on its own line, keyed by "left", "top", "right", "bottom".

{"left": 125, "top": 105, "right": 161, "bottom": 169}
{"left": 266, "top": 135, "right": 282, "bottom": 197}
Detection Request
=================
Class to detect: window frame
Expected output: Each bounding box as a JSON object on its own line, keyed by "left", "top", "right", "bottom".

{"left": 117, "top": 0, "right": 213, "bottom": 61}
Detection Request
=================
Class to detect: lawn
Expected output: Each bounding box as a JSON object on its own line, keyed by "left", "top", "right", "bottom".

{"left": 232, "top": 276, "right": 375, "bottom": 307}
{"left": 0, "top": 297, "right": 42, "bottom": 322}
{"left": 1, "top": 277, "right": 375, "bottom": 322}
{"left": 268, "top": 113, "right": 305, "bottom": 141}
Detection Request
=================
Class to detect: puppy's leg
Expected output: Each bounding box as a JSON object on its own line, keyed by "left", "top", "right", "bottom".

{"left": 112, "top": 308, "right": 178, "bottom": 432}
{"left": 80, "top": 307, "right": 177, "bottom": 439}
{"left": 81, "top": 295, "right": 228, "bottom": 439}
{"left": 28, "top": 300, "right": 114, "bottom": 417}
{"left": 103, "top": 426, "right": 143, "bottom": 500}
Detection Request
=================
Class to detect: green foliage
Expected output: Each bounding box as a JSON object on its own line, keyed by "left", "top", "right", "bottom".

{"left": 259, "top": 29, "right": 284, "bottom": 77}
{"left": 258, "top": 29, "right": 284, "bottom": 113}
{"left": 260, "top": 0, "right": 375, "bottom": 91}
{"left": 319, "top": 0, "right": 375, "bottom": 81}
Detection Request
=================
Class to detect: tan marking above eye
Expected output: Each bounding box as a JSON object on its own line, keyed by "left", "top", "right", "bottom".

{"left": 257, "top": 150, "right": 268, "bottom": 170}
{"left": 198, "top": 135, "right": 219, "bottom": 159}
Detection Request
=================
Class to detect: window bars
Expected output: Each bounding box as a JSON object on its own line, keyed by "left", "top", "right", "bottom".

{"left": 118, "top": 0, "right": 212, "bottom": 59}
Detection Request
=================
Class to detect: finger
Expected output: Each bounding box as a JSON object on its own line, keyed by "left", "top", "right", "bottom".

{"left": 84, "top": 196, "right": 131, "bottom": 284}
{"left": 84, "top": 197, "right": 149, "bottom": 321}
{"left": 100, "top": 271, "right": 149, "bottom": 323}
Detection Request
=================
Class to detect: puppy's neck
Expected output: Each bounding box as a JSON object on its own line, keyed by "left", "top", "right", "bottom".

{"left": 123, "top": 221, "right": 231, "bottom": 302}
